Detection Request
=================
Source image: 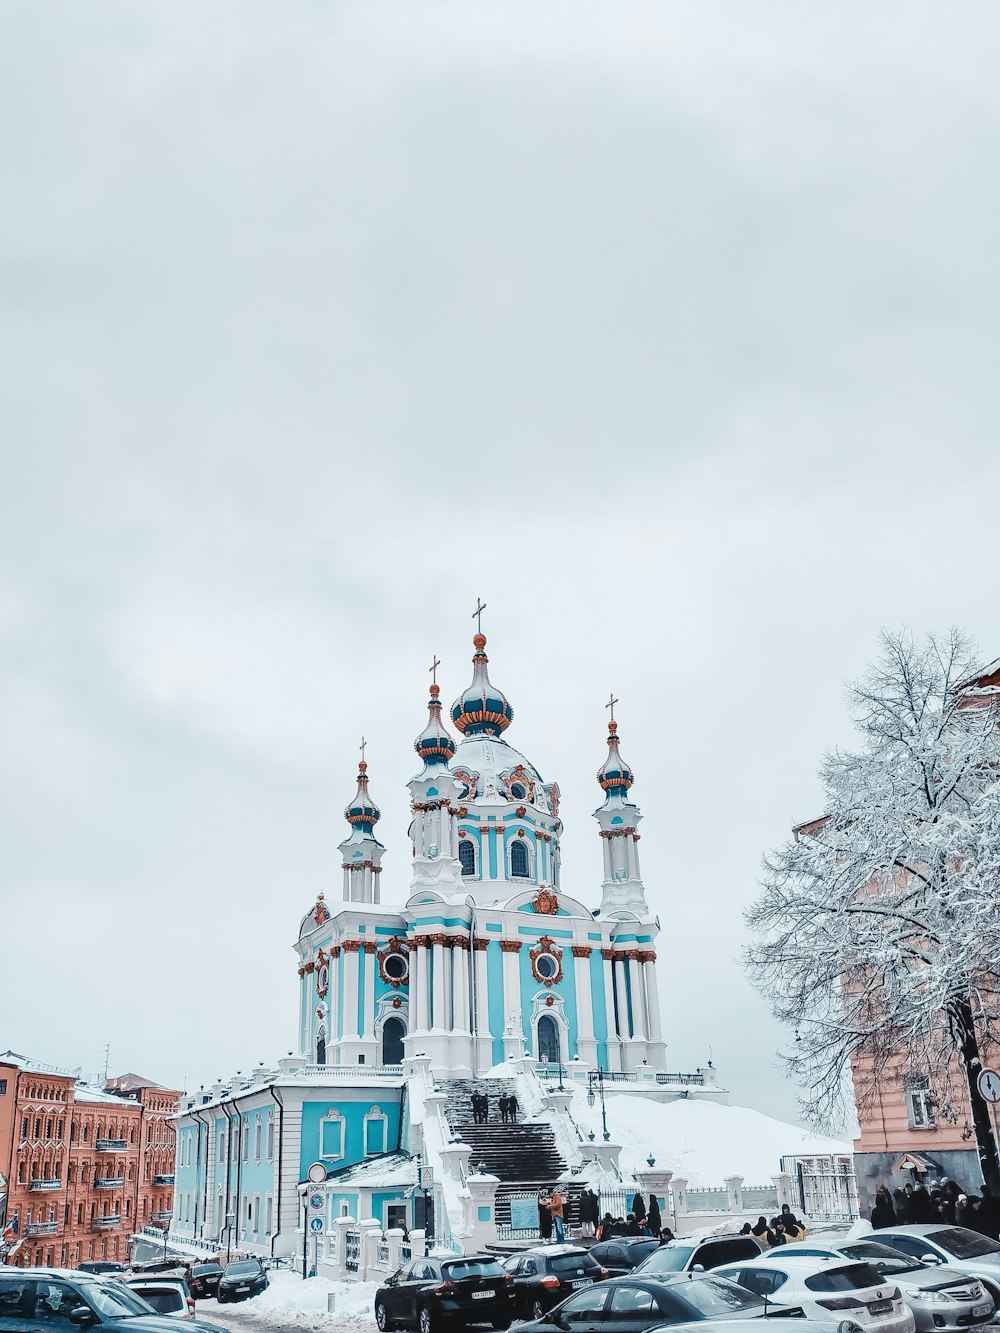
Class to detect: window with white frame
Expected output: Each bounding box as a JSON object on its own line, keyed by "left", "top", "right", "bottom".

{"left": 266, "top": 1114, "right": 275, "bottom": 1161}
{"left": 254, "top": 1117, "right": 262, "bottom": 1161}
{"left": 320, "top": 1110, "right": 345, "bottom": 1160}
{"left": 906, "top": 1076, "right": 935, "bottom": 1128}
{"left": 364, "top": 1106, "right": 388, "bottom": 1156}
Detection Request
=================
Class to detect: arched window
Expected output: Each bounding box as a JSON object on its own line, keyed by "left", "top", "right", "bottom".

{"left": 381, "top": 1017, "right": 405, "bottom": 1066}
{"left": 316, "top": 1036, "right": 326, "bottom": 1067}
{"left": 510, "top": 840, "right": 529, "bottom": 879}
{"left": 510, "top": 782, "right": 526, "bottom": 800}
{"left": 459, "top": 840, "right": 476, "bottom": 877}
{"left": 537, "top": 1014, "right": 560, "bottom": 1064}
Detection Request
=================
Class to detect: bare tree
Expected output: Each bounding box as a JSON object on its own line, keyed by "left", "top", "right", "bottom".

{"left": 746, "top": 628, "right": 1000, "bottom": 1190}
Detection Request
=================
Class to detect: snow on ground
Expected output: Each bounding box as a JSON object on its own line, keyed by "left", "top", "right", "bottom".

{"left": 207, "top": 1271, "right": 377, "bottom": 1330}
{"left": 562, "top": 1085, "right": 850, "bottom": 1186}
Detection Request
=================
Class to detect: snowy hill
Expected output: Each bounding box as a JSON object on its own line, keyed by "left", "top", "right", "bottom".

{"left": 565, "top": 1086, "right": 850, "bottom": 1187}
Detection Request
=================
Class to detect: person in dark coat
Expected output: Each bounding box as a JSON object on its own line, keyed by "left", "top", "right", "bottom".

{"left": 597, "top": 1212, "right": 615, "bottom": 1241}
{"left": 979, "top": 1185, "right": 1000, "bottom": 1240}
{"left": 470, "top": 1093, "right": 479, "bottom": 1123}
{"left": 910, "top": 1184, "right": 932, "bottom": 1222}
{"left": 538, "top": 1190, "right": 553, "bottom": 1240}
{"left": 647, "top": 1195, "right": 662, "bottom": 1236}
{"left": 507, "top": 1093, "right": 519, "bottom": 1122}
{"left": 956, "top": 1194, "right": 977, "bottom": 1230}
{"left": 892, "top": 1188, "right": 910, "bottom": 1223}
{"left": 871, "top": 1185, "right": 896, "bottom": 1229}
{"left": 751, "top": 1216, "right": 772, "bottom": 1244}
{"left": 631, "top": 1192, "right": 647, "bottom": 1223}
{"left": 625, "top": 1213, "right": 641, "bottom": 1236}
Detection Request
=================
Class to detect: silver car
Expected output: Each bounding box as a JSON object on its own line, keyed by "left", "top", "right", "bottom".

{"left": 875, "top": 1226, "right": 1000, "bottom": 1309}
{"left": 780, "top": 1234, "right": 994, "bottom": 1331}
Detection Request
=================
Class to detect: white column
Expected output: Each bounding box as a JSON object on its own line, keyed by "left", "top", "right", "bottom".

{"left": 452, "top": 942, "right": 470, "bottom": 1034}
{"left": 443, "top": 941, "right": 455, "bottom": 1031}
{"left": 501, "top": 943, "right": 522, "bottom": 1042}
{"left": 601, "top": 949, "right": 623, "bottom": 1071}
{"left": 329, "top": 949, "right": 341, "bottom": 1045}
{"left": 572, "top": 947, "right": 597, "bottom": 1063}
{"left": 643, "top": 956, "right": 663, "bottom": 1045}
{"left": 625, "top": 954, "right": 647, "bottom": 1040}
{"left": 473, "top": 945, "right": 490, "bottom": 1035}
{"left": 417, "top": 940, "right": 432, "bottom": 1031}
{"left": 431, "top": 939, "right": 447, "bottom": 1030}
{"left": 411, "top": 940, "right": 428, "bottom": 1033}
{"left": 344, "top": 945, "right": 361, "bottom": 1038}
{"left": 363, "top": 944, "right": 377, "bottom": 1040}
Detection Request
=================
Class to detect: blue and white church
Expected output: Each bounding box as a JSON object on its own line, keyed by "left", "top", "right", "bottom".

{"left": 167, "top": 626, "right": 697, "bottom": 1265}
{"left": 300, "top": 626, "right": 667, "bottom": 1077}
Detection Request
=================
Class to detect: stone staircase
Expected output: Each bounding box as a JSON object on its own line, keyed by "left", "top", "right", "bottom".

{"left": 438, "top": 1077, "right": 582, "bottom": 1229}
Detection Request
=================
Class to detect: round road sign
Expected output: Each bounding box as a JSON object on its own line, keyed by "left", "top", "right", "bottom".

{"left": 309, "top": 1216, "right": 324, "bottom": 1233}
{"left": 309, "top": 1192, "right": 324, "bottom": 1211}
{"left": 978, "top": 1069, "right": 1000, "bottom": 1103}
{"left": 307, "top": 1162, "right": 328, "bottom": 1184}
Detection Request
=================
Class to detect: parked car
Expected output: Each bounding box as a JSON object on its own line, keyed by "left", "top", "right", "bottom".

{"left": 374, "top": 1254, "right": 513, "bottom": 1333}
{"left": 515, "top": 1273, "right": 804, "bottom": 1333}
{"left": 777, "top": 1234, "right": 994, "bottom": 1331}
{"left": 187, "top": 1266, "right": 224, "bottom": 1301}
{"left": 873, "top": 1228, "right": 1000, "bottom": 1307}
{"left": 121, "top": 1277, "right": 196, "bottom": 1320}
{"left": 215, "top": 1259, "right": 269, "bottom": 1304}
{"left": 714, "top": 1254, "right": 915, "bottom": 1333}
{"left": 589, "top": 1240, "right": 661, "bottom": 1276}
{"left": 0, "top": 1268, "right": 226, "bottom": 1333}
{"left": 76, "top": 1265, "right": 125, "bottom": 1277}
{"left": 635, "top": 1236, "right": 764, "bottom": 1276}
{"left": 502, "top": 1245, "right": 610, "bottom": 1320}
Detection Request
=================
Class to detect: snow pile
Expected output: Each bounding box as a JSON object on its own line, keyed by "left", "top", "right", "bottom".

{"left": 566, "top": 1086, "right": 850, "bottom": 1186}
{"left": 245, "top": 1271, "right": 377, "bottom": 1328}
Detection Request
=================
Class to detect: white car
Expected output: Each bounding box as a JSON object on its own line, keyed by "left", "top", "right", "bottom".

{"left": 714, "top": 1254, "right": 916, "bottom": 1333}
{"left": 121, "top": 1276, "right": 197, "bottom": 1319}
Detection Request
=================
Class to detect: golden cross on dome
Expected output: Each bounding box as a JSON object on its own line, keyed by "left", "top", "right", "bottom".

{"left": 472, "top": 597, "right": 487, "bottom": 633}
{"left": 359, "top": 735, "right": 367, "bottom": 764}
{"left": 429, "top": 655, "right": 441, "bottom": 686}
{"left": 606, "top": 693, "right": 619, "bottom": 723}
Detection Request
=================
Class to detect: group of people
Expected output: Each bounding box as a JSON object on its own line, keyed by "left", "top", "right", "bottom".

{"left": 870, "top": 1179, "right": 1000, "bottom": 1238}
{"left": 537, "top": 1186, "right": 567, "bottom": 1242}
{"left": 467, "top": 1091, "right": 520, "bottom": 1124}
{"left": 595, "top": 1192, "right": 673, "bottom": 1241}
{"left": 739, "top": 1205, "right": 807, "bottom": 1247}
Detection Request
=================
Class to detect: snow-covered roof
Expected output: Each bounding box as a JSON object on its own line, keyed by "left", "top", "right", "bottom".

{"left": 74, "top": 1085, "right": 137, "bottom": 1105}
{"left": 325, "top": 1152, "right": 416, "bottom": 1187}
{"left": 106, "top": 1073, "right": 169, "bottom": 1092}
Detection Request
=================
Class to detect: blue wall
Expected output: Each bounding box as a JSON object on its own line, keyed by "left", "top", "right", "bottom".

{"left": 298, "top": 1096, "right": 401, "bottom": 1182}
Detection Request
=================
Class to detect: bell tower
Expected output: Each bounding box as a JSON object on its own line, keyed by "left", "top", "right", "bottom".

{"left": 337, "top": 741, "right": 385, "bottom": 903}
{"left": 594, "top": 700, "right": 650, "bottom": 920}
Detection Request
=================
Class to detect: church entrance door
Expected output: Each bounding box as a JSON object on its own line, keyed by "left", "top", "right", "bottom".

{"left": 382, "top": 1017, "right": 405, "bottom": 1066}
{"left": 537, "top": 1014, "right": 560, "bottom": 1065}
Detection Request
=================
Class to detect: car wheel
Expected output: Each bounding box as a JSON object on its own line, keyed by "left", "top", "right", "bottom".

{"left": 531, "top": 1298, "right": 546, "bottom": 1321}
{"left": 376, "top": 1301, "right": 394, "bottom": 1331}
{"left": 418, "top": 1304, "right": 437, "bottom": 1333}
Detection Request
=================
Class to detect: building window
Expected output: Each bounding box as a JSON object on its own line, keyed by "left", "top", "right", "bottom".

{"left": 319, "top": 1111, "right": 345, "bottom": 1161}
{"left": 364, "top": 1107, "right": 388, "bottom": 1156}
{"left": 254, "top": 1118, "right": 262, "bottom": 1161}
{"left": 20, "top": 1117, "right": 27, "bottom": 1139}
{"left": 510, "top": 840, "right": 530, "bottom": 879}
{"left": 266, "top": 1196, "right": 273, "bottom": 1234}
{"left": 907, "top": 1078, "right": 935, "bottom": 1129}
{"left": 459, "top": 839, "right": 477, "bottom": 877}
{"left": 0, "top": 1079, "right": 6, "bottom": 1095}
{"left": 266, "top": 1115, "right": 275, "bottom": 1162}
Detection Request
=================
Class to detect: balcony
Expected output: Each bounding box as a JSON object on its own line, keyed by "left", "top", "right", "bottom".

{"left": 90, "top": 1215, "right": 121, "bottom": 1230}
{"left": 26, "top": 1221, "right": 59, "bottom": 1236}
{"left": 152, "top": 1211, "right": 172, "bottom": 1224}
{"left": 29, "top": 1179, "right": 62, "bottom": 1191}
{"left": 153, "top": 1174, "right": 174, "bottom": 1186}
{"left": 95, "top": 1139, "right": 127, "bottom": 1152}
{"left": 94, "top": 1177, "right": 124, "bottom": 1189}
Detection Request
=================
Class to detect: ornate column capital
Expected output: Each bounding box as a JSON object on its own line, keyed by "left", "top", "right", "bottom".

{"left": 600, "top": 948, "right": 615, "bottom": 961}
{"left": 341, "top": 940, "right": 361, "bottom": 954}
{"left": 472, "top": 938, "right": 490, "bottom": 952}
{"left": 362, "top": 941, "right": 377, "bottom": 955}
{"left": 499, "top": 939, "right": 523, "bottom": 954}
{"left": 571, "top": 945, "right": 593, "bottom": 959}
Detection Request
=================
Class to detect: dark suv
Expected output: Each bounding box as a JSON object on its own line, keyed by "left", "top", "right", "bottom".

{"left": 0, "top": 1268, "right": 224, "bottom": 1333}
{"left": 635, "top": 1236, "right": 763, "bottom": 1276}
{"left": 215, "top": 1259, "right": 268, "bottom": 1304}
{"left": 188, "top": 1265, "right": 224, "bottom": 1301}
{"left": 503, "top": 1246, "right": 609, "bottom": 1320}
{"left": 375, "top": 1254, "right": 513, "bottom": 1333}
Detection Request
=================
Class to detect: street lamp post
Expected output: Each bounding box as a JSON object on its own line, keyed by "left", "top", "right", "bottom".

{"left": 586, "top": 1068, "right": 610, "bottom": 1141}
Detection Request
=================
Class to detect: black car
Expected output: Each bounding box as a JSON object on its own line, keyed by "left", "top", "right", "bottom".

{"left": 635, "top": 1236, "right": 763, "bottom": 1276}
{"left": 0, "top": 1268, "right": 224, "bottom": 1333}
{"left": 215, "top": 1259, "right": 269, "bottom": 1304}
{"left": 188, "top": 1265, "right": 224, "bottom": 1300}
{"left": 375, "top": 1254, "right": 513, "bottom": 1333}
{"left": 516, "top": 1273, "right": 798, "bottom": 1333}
{"left": 502, "top": 1245, "right": 610, "bottom": 1320}
{"left": 589, "top": 1240, "right": 661, "bottom": 1276}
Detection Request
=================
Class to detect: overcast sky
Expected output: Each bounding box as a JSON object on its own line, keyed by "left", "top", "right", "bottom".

{"left": 4, "top": 1, "right": 1000, "bottom": 1132}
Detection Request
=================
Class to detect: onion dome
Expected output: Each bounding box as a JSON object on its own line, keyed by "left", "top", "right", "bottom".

{"left": 344, "top": 760, "right": 381, "bottom": 834}
{"left": 597, "top": 720, "right": 634, "bottom": 796}
{"left": 415, "top": 683, "right": 457, "bottom": 765}
{"left": 451, "top": 633, "right": 514, "bottom": 737}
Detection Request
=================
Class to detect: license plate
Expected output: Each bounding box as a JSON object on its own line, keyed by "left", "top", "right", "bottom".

{"left": 973, "top": 1303, "right": 992, "bottom": 1317}
{"left": 236, "top": 1286, "right": 250, "bottom": 1293}
{"left": 571, "top": 1280, "right": 592, "bottom": 1289}
{"left": 471, "top": 1291, "right": 493, "bottom": 1300}
{"left": 868, "top": 1300, "right": 892, "bottom": 1314}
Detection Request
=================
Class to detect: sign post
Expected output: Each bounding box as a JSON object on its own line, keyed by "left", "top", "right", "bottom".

{"left": 977, "top": 1068, "right": 1000, "bottom": 1181}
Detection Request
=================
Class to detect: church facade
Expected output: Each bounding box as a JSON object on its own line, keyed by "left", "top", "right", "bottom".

{"left": 297, "top": 627, "right": 667, "bottom": 1078}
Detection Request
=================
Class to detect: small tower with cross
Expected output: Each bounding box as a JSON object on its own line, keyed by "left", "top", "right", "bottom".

{"left": 408, "top": 653, "right": 463, "bottom": 899}
{"left": 337, "top": 738, "right": 386, "bottom": 906}
{"left": 593, "top": 697, "right": 650, "bottom": 920}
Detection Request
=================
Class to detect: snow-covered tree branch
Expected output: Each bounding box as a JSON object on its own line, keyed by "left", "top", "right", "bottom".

{"left": 745, "top": 628, "right": 1000, "bottom": 1188}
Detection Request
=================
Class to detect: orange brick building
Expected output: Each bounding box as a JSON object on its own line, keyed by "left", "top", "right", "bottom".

{"left": 0, "top": 1053, "right": 179, "bottom": 1269}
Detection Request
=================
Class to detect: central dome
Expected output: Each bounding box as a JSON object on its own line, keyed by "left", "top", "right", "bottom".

{"left": 451, "top": 633, "right": 514, "bottom": 737}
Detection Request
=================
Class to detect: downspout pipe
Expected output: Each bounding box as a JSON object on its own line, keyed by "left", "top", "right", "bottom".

{"left": 266, "top": 1084, "right": 284, "bottom": 1259}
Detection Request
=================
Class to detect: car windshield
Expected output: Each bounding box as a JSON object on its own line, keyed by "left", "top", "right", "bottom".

{"left": 840, "top": 1244, "right": 921, "bottom": 1274}
{"left": 193, "top": 1265, "right": 221, "bottom": 1276}
{"left": 805, "top": 1264, "right": 884, "bottom": 1293}
{"left": 551, "top": 1255, "right": 600, "bottom": 1274}
{"left": 639, "top": 1246, "right": 695, "bottom": 1273}
{"left": 87, "top": 1282, "right": 158, "bottom": 1318}
{"left": 226, "top": 1262, "right": 261, "bottom": 1276}
{"left": 138, "top": 1291, "right": 185, "bottom": 1315}
{"left": 932, "top": 1229, "right": 1000, "bottom": 1260}
{"left": 673, "top": 1278, "right": 767, "bottom": 1317}
{"left": 443, "top": 1260, "right": 504, "bottom": 1281}
{"left": 627, "top": 1241, "right": 659, "bottom": 1262}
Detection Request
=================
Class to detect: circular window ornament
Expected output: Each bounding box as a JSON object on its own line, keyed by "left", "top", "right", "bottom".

{"left": 384, "top": 953, "right": 408, "bottom": 981}
{"left": 535, "top": 953, "right": 557, "bottom": 980}
{"left": 378, "top": 939, "right": 410, "bottom": 988}
{"left": 529, "top": 936, "right": 564, "bottom": 987}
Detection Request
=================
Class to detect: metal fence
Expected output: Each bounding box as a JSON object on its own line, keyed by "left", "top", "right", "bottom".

{"left": 345, "top": 1229, "right": 360, "bottom": 1273}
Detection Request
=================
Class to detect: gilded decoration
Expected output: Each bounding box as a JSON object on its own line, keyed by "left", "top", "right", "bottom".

{"left": 342, "top": 940, "right": 362, "bottom": 954}
{"left": 313, "top": 894, "right": 330, "bottom": 927}
{"left": 316, "top": 949, "right": 329, "bottom": 998}
{"left": 529, "top": 935, "right": 563, "bottom": 987}
{"left": 532, "top": 887, "right": 559, "bottom": 916}
{"left": 378, "top": 936, "right": 410, "bottom": 989}
{"left": 453, "top": 770, "right": 478, "bottom": 801}
{"left": 571, "top": 944, "right": 592, "bottom": 959}
{"left": 362, "top": 941, "right": 377, "bottom": 955}
{"left": 500, "top": 939, "right": 523, "bottom": 954}
{"left": 601, "top": 948, "right": 615, "bottom": 961}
